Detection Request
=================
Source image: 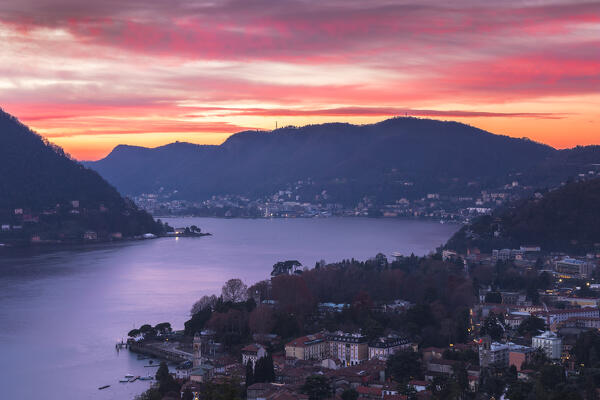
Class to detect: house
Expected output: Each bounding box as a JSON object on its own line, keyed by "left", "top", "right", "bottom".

{"left": 242, "top": 343, "right": 267, "bottom": 368}
{"left": 247, "top": 382, "right": 277, "bottom": 400}
{"left": 368, "top": 336, "right": 410, "bottom": 360}
{"left": 190, "top": 363, "right": 214, "bottom": 383}
{"left": 408, "top": 380, "right": 429, "bottom": 392}
{"left": 508, "top": 344, "right": 533, "bottom": 371}
{"left": 285, "top": 333, "right": 328, "bottom": 361}
{"left": 532, "top": 331, "right": 562, "bottom": 360}
{"left": 327, "top": 332, "right": 368, "bottom": 366}
{"left": 175, "top": 360, "right": 193, "bottom": 380}
{"left": 83, "top": 231, "right": 97, "bottom": 240}
{"left": 478, "top": 338, "right": 509, "bottom": 368}
{"left": 356, "top": 386, "right": 382, "bottom": 399}
{"left": 426, "top": 359, "right": 457, "bottom": 378}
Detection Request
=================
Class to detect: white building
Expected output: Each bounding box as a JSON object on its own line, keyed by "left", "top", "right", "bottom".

{"left": 368, "top": 336, "right": 410, "bottom": 360}
{"left": 532, "top": 331, "right": 562, "bottom": 360}
{"left": 241, "top": 343, "right": 267, "bottom": 368}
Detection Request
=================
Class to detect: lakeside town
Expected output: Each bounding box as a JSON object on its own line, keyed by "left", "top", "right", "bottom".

{"left": 133, "top": 181, "right": 528, "bottom": 222}
{"left": 127, "top": 242, "right": 600, "bottom": 400}
{"left": 132, "top": 168, "right": 600, "bottom": 223}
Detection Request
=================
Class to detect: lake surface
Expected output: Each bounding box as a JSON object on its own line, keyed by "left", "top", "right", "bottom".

{"left": 0, "top": 217, "right": 458, "bottom": 399}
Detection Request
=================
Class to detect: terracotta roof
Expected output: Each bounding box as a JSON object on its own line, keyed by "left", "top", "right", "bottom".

{"left": 357, "top": 386, "right": 382, "bottom": 396}
{"left": 248, "top": 382, "right": 275, "bottom": 390}
{"left": 286, "top": 333, "right": 326, "bottom": 348}
{"left": 242, "top": 344, "right": 263, "bottom": 353}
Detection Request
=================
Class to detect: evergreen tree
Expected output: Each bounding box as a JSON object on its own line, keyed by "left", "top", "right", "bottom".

{"left": 246, "top": 360, "right": 254, "bottom": 387}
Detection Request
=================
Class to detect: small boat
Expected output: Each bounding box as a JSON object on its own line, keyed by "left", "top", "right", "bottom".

{"left": 119, "top": 378, "right": 129, "bottom": 383}
{"left": 124, "top": 374, "right": 134, "bottom": 378}
{"left": 98, "top": 385, "right": 110, "bottom": 390}
{"left": 139, "top": 376, "right": 153, "bottom": 381}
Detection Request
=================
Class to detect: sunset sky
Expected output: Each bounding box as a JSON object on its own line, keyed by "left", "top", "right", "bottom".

{"left": 0, "top": 0, "right": 599, "bottom": 160}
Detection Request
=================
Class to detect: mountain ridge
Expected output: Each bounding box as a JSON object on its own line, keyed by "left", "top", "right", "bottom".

{"left": 86, "top": 117, "right": 572, "bottom": 203}
{"left": 0, "top": 108, "right": 165, "bottom": 244}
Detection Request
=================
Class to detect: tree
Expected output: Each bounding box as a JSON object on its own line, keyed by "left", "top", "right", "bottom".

{"left": 271, "top": 260, "right": 302, "bottom": 276}
{"left": 155, "top": 361, "right": 180, "bottom": 395}
{"left": 128, "top": 328, "right": 141, "bottom": 338}
{"left": 191, "top": 295, "right": 218, "bottom": 315}
{"left": 301, "top": 375, "right": 332, "bottom": 400}
{"left": 249, "top": 304, "right": 275, "bottom": 334}
{"left": 386, "top": 351, "right": 422, "bottom": 384}
{"left": 184, "top": 306, "right": 212, "bottom": 336}
{"left": 247, "top": 280, "right": 271, "bottom": 303}
{"left": 222, "top": 279, "right": 248, "bottom": 303}
{"left": 155, "top": 322, "right": 172, "bottom": 335}
{"left": 480, "top": 312, "right": 504, "bottom": 341}
{"left": 517, "top": 316, "right": 545, "bottom": 337}
{"left": 245, "top": 361, "right": 254, "bottom": 387}
{"left": 182, "top": 388, "right": 194, "bottom": 400}
{"left": 254, "top": 354, "right": 275, "bottom": 383}
{"left": 484, "top": 291, "right": 502, "bottom": 304}
{"left": 341, "top": 388, "right": 358, "bottom": 400}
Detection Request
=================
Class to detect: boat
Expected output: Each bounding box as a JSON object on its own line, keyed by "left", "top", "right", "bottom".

{"left": 98, "top": 385, "right": 110, "bottom": 390}
{"left": 124, "top": 374, "right": 134, "bottom": 378}
{"left": 129, "top": 376, "right": 140, "bottom": 382}
{"left": 119, "top": 378, "right": 129, "bottom": 383}
{"left": 139, "top": 376, "right": 153, "bottom": 381}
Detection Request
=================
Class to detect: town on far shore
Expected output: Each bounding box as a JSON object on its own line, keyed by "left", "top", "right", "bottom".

{"left": 126, "top": 242, "right": 600, "bottom": 400}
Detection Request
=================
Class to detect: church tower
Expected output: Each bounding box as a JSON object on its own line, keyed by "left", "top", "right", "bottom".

{"left": 193, "top": 332, "right": 202, "bottom": 368}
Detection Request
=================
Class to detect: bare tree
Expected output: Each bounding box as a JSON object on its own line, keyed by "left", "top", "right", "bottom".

{"left": 190, "top": 294, "right": 218, "bottom": 315}
{"left": 221, "top": 278, "right": 248, "bottom": 303}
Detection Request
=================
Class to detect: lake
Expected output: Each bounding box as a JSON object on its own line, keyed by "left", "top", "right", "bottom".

{"left": 0, "top": 217, "right": 458, "bottom": 399}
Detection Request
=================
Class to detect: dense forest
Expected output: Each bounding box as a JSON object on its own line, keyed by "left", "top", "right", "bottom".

{"left": 0, "top": 108, "right": 165, "bottom": 243}
{"left": 184, "top": 255, "right": 475, "bottom": 351}
{"left": 86, "top": 117, "right": 570, "bottom": 204}
{"left": 446, "top": 178, "right": 600, "bottom": 254}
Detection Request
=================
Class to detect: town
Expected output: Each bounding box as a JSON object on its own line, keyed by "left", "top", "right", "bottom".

{"left": 130, "top": 243, "right": 600, "bottom": 400}
{"left": 132, "top": 179, "right": 535, "bottom": 222}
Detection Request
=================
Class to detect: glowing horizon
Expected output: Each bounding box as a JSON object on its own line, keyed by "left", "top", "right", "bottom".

{"left": 1, "top": 0, "right": 599, "bottom": 160}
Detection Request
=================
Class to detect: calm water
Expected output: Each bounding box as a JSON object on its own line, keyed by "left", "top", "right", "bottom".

{"left": 0, "top": 217, "right": 457, "bottom": 399}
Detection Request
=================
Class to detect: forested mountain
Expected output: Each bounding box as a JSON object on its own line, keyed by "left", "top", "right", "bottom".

{"left": 446, "top": 178, "right": 600, "bottom": 254}
{"left": 0, "top": 108, "right": 164, "bottom": 244}
{"left": 86, "top": 117, "right": 562, "bottom": 203}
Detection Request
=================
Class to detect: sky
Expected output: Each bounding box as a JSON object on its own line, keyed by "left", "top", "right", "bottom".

{"left": 0, "top": 0, "right": 599, "bottom": 160}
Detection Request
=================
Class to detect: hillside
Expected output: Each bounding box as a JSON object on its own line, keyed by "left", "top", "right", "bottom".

{"left": 0, "top": 108, "right": 165, "bottom": 245}
{"left": 446, "top": 178, "right": 600, "bottom": 254}
{"left": 86, "top": 117, "right": 559, "bottom": 203}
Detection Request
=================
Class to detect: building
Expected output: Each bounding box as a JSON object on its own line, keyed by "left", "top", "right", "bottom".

{"left": 242, "top": 343, "right": 267, "bottom": 368}
{"left": 327, "top": 332, "right": 368, "bottom": 366}
{"left": 285, "top": 333, "right": 328, "bottom": 361}
{"left": 555, "top": 258, "right": 595, "bottom": 278}
{"left": 538, "top": 308, "right": 600, "bottom": 329}
{"left": 508, "top": 343, "right": 533, "bottom": 371}
{"left": 193, "top": 332, "right": 202, "bottom": 368}
{"left": 492, "top": 249, "right": 524, "bottom": 263}
{"left": 190, "top": 363, "right": 214, "bottom": 383}
{"left": 532, "top": 331, "right": 562, "bottom": 360}
{"left": 83, "top": 231, "right": 97, "bottom": 240}
{"left": 478, "top": 338, "right": 509, "bottom": 368}
{"left": 368, "top": 336, "right": 410, "bottom": 360}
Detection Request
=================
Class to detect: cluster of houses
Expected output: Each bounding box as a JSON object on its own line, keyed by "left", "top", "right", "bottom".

{"left": 131, "top": 176, "right": 540, "bottom": 223}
